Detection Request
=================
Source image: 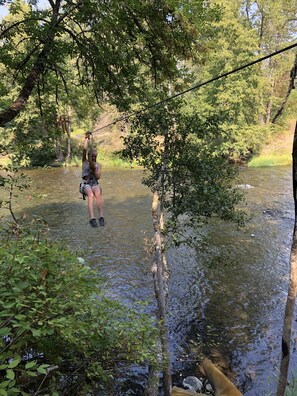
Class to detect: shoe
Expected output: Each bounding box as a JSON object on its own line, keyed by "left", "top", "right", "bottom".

{"left": 98, "top": 217, "right": 105, "bottom": 226}
{"left": 90, "top": 218, "right": 98, "bottom": 227}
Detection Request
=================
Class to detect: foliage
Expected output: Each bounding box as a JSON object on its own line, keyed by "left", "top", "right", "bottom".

{"left": 0, "top": 228, "right": 158, "bottom": 395}
{"left": 185, "top": 0, "right": 264, "bottom": 159}
{"left": 123, "top": 99, "right": 247, "bottom": 246}
{"left": 1, "top": 0, "right": 296, "bottom": 164}
{"left": 183, "top": 0, "right": 297, "bottom": 159}
{"left": 0, "top": 162, "right": 31, "bottom": 222}
{"left": 219, "top": 123, "right": 271, "bottom": 160}
{"left": 0, "top": 164, "right": 159, "bottom": 395}
{"left": 0, "top": 0, "right": 219, "bottom": 122}
{"left": 8, "top": 104, "right": 61, "bottom": 167}
{"left": 242, "top": 0, "right": 297, "bottom": 124}
{"left": 0, "top": 0, "right": 221, "bottom": 163}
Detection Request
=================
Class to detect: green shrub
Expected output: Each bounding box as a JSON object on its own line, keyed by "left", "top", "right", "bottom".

{"left": 0, "top": 228, "right": 158, "bottom": 395}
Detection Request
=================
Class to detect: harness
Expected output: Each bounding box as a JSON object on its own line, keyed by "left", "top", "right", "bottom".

{"left": 80, "top": 168, "right": 98, "bottom": 200}
{"left": 79, "top": 180, "right": 87, "bottom": 200}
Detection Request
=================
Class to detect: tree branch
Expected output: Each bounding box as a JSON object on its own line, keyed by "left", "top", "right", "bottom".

{"left": 272, "top": 52, "right": 297, "bottom": 124}
{"left": 0, "top": 18, "right": 49, "bottom": 39}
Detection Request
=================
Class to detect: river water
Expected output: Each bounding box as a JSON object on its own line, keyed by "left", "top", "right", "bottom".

{"left": 5, "top": 165, "right": 297, "bottom": 395}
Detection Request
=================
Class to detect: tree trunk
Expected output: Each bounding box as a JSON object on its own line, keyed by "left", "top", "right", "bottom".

{"left": 0, "top": 52, "right": 47, "bottom": 127}
{"left": 151, "top": 189, "right": 172, "bottom": 396}
{"left": 0, "top": 1, "right": 62, "bottom": 127}
{"left": 265, "top": 76, "right": 275, "bottom": 124}
{"left": 276, "top": 120, "right": 297, "bottom": 396}
{"left": 67, "top": 106, "right": 72, "bottom": 160}
{"left": 272, "top": 52, "right": 297, "bottom": 124}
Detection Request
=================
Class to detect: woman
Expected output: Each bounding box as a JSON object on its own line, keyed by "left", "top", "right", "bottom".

{"left": 80, "top": 132, "right": 104, "bottom": 227}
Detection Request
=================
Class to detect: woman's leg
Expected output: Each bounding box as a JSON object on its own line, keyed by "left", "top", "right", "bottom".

{"left": 92, "top": 185, "right": 104, "bottom": 218}
{"left": 84, "top": 186, "right": 95, "bottom": 220}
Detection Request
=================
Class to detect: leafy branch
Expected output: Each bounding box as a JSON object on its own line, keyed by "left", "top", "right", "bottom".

{"left": 0, "top": 162, "right": 31, "bottom": 224}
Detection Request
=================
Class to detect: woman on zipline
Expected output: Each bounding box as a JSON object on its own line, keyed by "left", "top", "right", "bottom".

{"left": 80, "top": 132, "right": 104, "bottom": 227}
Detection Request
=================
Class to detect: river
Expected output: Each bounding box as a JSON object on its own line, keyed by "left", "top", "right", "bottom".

{"left": 5, "top": 165, "right": 297, "bottom": 395}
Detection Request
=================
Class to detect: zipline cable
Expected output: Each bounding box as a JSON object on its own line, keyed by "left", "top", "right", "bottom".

{"left": 92, "top": 41, "right": 297, "bottom": 133}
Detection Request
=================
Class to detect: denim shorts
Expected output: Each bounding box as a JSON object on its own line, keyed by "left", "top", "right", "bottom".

{"left": 79, "top": 180, "right": 98, "bottom": 196}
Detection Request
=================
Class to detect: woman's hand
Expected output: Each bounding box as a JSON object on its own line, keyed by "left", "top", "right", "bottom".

{"left": 89, "top": 160, "right": 96, "bottom": 171}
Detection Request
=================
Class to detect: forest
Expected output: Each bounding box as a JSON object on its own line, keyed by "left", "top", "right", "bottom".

{"left": 0, "top": 0, "right": 297, "bottom": 395}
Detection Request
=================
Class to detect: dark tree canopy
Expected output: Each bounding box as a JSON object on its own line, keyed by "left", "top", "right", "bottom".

{"left": 0, "top": 0, "right": 219, "bottom": 127}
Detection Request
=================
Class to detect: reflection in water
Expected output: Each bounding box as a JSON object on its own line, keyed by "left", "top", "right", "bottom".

{"left": 2, "top": 165, "right": 297, "bottom": 395}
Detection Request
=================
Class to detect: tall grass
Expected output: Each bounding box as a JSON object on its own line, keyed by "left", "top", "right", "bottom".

{"left": 248, "top": 154, "right": 292, "bottom": 167}
{"left": 248, "top": 121, "right": 294, "bottom": 168}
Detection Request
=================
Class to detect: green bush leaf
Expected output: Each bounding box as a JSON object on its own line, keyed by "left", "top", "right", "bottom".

{"left": 8, "top": 358, "right": 21, "bottom": 369}
{"left": 0, "top": 229, "right": 158, "bottom": 394}
{"left": 32, "top": 329, "right": 41, "bottom": 337}
{"left": 0, "top": 381, "right": 10, "bottom": 389}
{"left": 0, "top": 327, "right": 11, "bottom": 336}
{"left": 25, "top": 360, "right": 37, "bottom": 369}
{"left": 37, "top": 367, "right": 47, "bottom": 374}
{"left": 6, "top": 369, "right": 15, "bottom": 380}
{"left": 26, "top": 371, "right": 37, "bottom": 377}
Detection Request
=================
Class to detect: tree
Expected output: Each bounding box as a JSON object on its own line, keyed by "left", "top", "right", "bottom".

{"left": 188, "top": 0, "right": 265, "bottom": 160}
{"left": 0, "top": 0, "right": 220, "bottom": 127}
{"left": 123, "top": 99, "right": 247, "bottom": 394}
{"left": 242, "top": 0, "right": 297, "bottom": 124}
{"left": 183, "top": 0, "right": 297, "bottom": 159}
{"left": 272, "top": 51, "right": 297, "bottom": 124}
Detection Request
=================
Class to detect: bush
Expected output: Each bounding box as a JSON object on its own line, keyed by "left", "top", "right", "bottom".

{"left": 0, "top": 227, "right": 158, "bottom": 395}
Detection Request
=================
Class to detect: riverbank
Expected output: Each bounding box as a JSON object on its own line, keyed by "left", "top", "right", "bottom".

{"left": 92, "top": 113, "right": 296, "bottom": 169}
{"left": 248, "top": 119, "right": 295, "bottom": 167}
{"left": 1, "top": 118, "right": 295, "bottom": 169}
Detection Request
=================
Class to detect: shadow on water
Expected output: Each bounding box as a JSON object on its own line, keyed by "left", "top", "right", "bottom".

{"left": 2, "top": 165, "right": 297, "bottom": 395}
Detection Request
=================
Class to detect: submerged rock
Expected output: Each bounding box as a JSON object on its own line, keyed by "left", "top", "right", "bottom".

{"left": 182, "top": 376, "right": 203, "bottom": 392}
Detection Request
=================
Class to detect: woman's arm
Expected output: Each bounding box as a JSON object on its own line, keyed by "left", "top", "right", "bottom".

{"left": 82, "top": 137, "right": 89, "bottom": 162}
{"left": 91, "top": 162, "right": 102, "bottom": 180}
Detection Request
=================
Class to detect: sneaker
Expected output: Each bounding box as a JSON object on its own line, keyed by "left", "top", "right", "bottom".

{"left": 98, "top": 217, "right": 105, "bottom": 226}
{"left": 89, "top": 218, "right": 98, "bottom": 227}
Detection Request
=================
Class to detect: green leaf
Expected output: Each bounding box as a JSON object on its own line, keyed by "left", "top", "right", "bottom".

{"left": 25, "top": 360, "right": 37, "bottom": 369}
{"left": 32, "top": 329, "right": 41, "bottom": 337}
{"left": 0, "top": 327, "right": 11, "bottom": 336}
{"left": 8, "top": 358, "right": 21, "bottom": 369}
{"left": 26, "top": 371, "right": 37, "bottom": 377}
{"left": 8, "top": 380, "right": 15, "bottom": 389}
{"left": 0, "top": 381, "right": 10, "bottom": 388}
{"left": 37, "top": 367, "right": 47, "bottom": 374}
{"left": 6, "top": 369, "right": 15, "bottom": 380}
